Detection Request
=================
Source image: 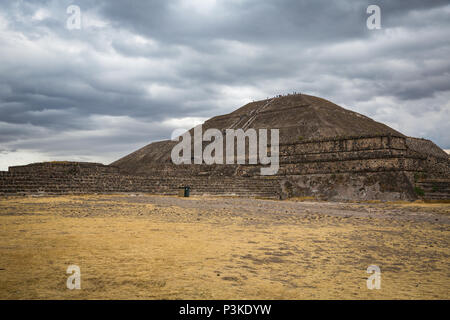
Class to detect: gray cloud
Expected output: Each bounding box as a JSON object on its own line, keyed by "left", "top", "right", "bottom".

{"left": 0, "top": 0, "right": 449, "bottom": 170}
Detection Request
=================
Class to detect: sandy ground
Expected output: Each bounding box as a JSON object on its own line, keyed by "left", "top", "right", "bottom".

{"left": 0, "top": 194, "right": 449, "bottom": 299}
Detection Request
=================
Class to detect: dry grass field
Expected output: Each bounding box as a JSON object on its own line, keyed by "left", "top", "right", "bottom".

{"left": 0, "top": 194, "right": 449, "bottom": 299}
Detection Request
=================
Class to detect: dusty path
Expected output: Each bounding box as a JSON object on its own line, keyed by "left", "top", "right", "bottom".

{"left": 0, "top": 194, "right": 449, "bottom": 299}
{"left": 107, "top": 195, "right": 450, "bottom": 224}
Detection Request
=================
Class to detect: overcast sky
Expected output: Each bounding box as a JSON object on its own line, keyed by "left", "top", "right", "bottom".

{"left": 0, "top": 0, "right": 449, "bottom": 170}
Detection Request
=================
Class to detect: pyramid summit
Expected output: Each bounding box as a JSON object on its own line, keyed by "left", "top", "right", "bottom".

{"left": 1, "top": 93, "right": 449, "bottom": 200}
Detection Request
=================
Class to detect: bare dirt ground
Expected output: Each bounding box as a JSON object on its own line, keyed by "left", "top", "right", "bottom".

{"left": 0, "top": 194, "right": 449, "bottom": 299}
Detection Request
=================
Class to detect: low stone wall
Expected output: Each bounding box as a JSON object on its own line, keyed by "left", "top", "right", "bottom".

{"left": 0, "top": 163, "right": 281, "bottom": 198}
{"left": 414, "top": 179, "right": 450, "bottom": 201}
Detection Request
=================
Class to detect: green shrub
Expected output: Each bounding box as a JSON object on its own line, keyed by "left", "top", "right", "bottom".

{"left": 414, "top": 186, "right": 425, "bottom": 196}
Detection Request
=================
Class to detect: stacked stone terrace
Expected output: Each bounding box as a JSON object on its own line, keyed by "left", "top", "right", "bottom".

{"left": 275, "top": 134, "right": 449, "bottom": 200}
{"left": 0, "top": 161, "right": 281, "bottom": 198}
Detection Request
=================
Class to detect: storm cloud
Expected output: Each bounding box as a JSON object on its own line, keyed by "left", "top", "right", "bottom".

{"left": 0, "top": 0, "right": 449, "bottom": 170}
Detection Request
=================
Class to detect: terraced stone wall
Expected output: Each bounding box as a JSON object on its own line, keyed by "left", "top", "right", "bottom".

{"left": 0, "top": 162, "right": 281, "bottom": 198}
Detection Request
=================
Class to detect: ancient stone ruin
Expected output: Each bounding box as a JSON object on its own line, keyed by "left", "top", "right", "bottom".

{"left": 1, "top": 94, "right": 449, "bottom": 200}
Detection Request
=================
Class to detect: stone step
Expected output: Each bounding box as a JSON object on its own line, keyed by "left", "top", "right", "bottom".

{"left": 415, "top": 179, "right": 450, "bottom": 200}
